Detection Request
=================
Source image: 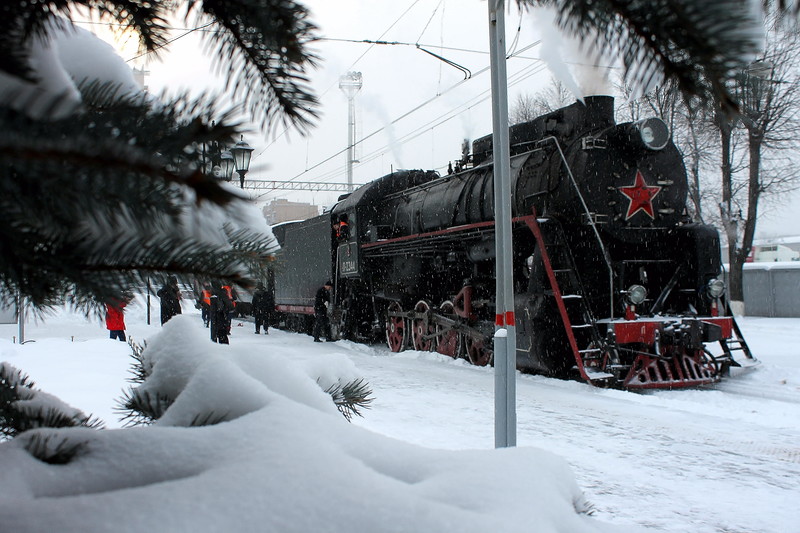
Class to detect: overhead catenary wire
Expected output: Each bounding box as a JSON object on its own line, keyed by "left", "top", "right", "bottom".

{"left": 285, "top": 40, "right": 543, "bottom": 183}
{"left": 75, "top": 12, "right": 614, "bottom": 203}
{"left": 304, "top": 53, "right": 555, "bottom": 184}
{"left": 125, "top": 21, "right": 216, "bottom": 63}
{"left": 253, "top": 0, "right": 426, "bottom": 162}
{"left": 415, "top": 0, "right": 444, "bottom": 43}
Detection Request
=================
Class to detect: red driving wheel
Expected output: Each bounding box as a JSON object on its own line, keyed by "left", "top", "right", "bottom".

{"left": 412, "top": 300, "right": 435, "bottom": 351}
{"left": 436, "top": 301, "right": 461, "bottom": 358}
{"left": 385, "top": 301, "right": 408, "bottom": 352}
{"left": 465, "top": 336, "right": 493, "bottom": 367}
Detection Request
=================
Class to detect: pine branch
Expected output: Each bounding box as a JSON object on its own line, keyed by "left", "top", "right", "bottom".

{"left": 125, "top": 337, "right": 152, "bottom": 384}
{"left": 0, "top": 85, "right": 280, "bottom": 313}
{"left": 0, "top": 363, "right": 105, "bottom": 440}
{"left": 21, "top": 431, "right": 88, "bottom": 465}
{"left": 0, "top": 2, "right": 319, "bottom": 130}
{"left": 0, "top": 3, "right": 162, "bottom": 82}
{"left": 191, "top": 0, "right": 320, "bottom": 133}
{"left": 522, "top": 0, "right": 763, "bottom": 113}
{"left": 573, "top": 493, "right": 596, "bottom": 516}
{"left": 190, "top": 411, "right": 229, "bottom": 427}
{"left": 324, "top": 378, "right": 374, "bottom": 422}
{"left": 115, "top": 388, "right": 175, "bottom": 427}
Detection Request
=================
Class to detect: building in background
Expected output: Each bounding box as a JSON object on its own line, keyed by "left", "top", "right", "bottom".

{"left": 263, "top": 199, "right": 319, "bottom": 225}
{"left": 748, "top": 243, "right": 800, "bottom": 262}
{"left": 723, "top": 236, "right": 800, "bottom": 263}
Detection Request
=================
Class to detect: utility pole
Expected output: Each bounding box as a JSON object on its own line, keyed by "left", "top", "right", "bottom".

{"left": 339, "top": 72, "right": 363, "bottom": 193}
{"left": 488, "top": 0, "right": 516, "bottom": 448}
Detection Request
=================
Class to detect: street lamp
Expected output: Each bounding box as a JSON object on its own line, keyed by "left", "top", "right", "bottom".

{"left": 230, "top": 137, "right": 254, "bottom": 188}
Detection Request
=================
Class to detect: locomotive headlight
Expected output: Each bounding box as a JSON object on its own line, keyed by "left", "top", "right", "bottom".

{"left": 626, "top": 284, "right": 648, "bottom": 305}
{"left": 634, "top": 117, "right": 670, "bottom": 150}
{"left": 706, "top": 278, "right": 726, "bottom": 299}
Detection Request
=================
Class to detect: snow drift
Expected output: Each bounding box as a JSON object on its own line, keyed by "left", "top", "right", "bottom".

{"left": 0, "top": 315, "right": 630, "bottom": 532}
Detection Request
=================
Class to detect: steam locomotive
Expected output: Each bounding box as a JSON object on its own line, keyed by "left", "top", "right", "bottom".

{"left": 271, "top": 95, "right": 756, "bottom": 389}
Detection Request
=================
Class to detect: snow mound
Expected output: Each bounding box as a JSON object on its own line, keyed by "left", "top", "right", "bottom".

{"left": 0, "top": 316, "right": 632, "bottom": 532}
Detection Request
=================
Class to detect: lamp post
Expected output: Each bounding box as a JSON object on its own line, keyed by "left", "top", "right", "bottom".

{"left": 201, "top": 121, "right": 238, "bottom": 183}
{"left": 230, "top": 137, "right": 254, "bottom": 188}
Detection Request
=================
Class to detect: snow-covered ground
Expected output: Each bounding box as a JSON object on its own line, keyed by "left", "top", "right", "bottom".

{"left": 1, "top": 299, "right": 798, "bottom": 532}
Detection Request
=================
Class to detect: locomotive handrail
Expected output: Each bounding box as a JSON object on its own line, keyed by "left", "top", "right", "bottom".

{"left": 541, "top": 135, "right": 616, "bottom": 319}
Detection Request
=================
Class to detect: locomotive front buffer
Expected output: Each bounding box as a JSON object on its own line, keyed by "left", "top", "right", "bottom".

{"left": 596, "top": 316, "right": 753, "bottom": 389}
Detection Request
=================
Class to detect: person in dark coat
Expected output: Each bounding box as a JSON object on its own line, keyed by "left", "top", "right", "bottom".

{"left": 157, "top": 276, "right": 182, "bottom": 325}
{"left": 251, "top": 282, "right": 274, "bottom": 334}
{"left": 313, "top": 281, "right": 333, "bottom": 342}
{"left": 209, "top": 282, "right": 234, "bottom": 344}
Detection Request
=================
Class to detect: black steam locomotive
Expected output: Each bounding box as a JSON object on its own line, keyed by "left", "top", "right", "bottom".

{"left": 272, "top": 95, "right": 756, "bottom": 389}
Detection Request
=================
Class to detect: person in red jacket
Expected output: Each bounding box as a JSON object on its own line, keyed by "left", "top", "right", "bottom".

{"left": 105, "top": 292, "right": 132, "bottom": 341}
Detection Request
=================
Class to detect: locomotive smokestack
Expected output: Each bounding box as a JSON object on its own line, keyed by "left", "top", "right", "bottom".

{"left": 470, "top": 95, "right": 617, "bottom": 165}
{"left": 581, "top": 95, "right": 615, "bottom": 130}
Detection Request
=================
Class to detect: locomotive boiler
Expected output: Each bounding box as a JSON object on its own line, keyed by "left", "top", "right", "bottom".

{"left": 272, "top": 95, "right": 756, "bottom": 389}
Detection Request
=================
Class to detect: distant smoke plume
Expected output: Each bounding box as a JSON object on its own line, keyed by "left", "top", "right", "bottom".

{"left": 361, "top": 93, "right": 404, "bottom": 169}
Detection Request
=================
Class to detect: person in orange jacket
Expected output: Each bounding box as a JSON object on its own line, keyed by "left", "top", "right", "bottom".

{"left": 221, "top": 284, "right": 238, "bottom": 334}
{"left": 197, "top": 283, "right": 212, "bottom": 327}
{"left": 105, "top": 292, "right": 132, "bottom": 341}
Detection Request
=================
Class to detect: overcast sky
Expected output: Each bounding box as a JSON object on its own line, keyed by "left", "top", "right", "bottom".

{"left": 120, "top": 1, "right": 552, "bottom": 210}
{"left": 81, "top": 0, "right": 799, "bottom": 238}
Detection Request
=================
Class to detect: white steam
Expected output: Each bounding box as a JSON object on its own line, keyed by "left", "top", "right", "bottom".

{"left": 533, "top": 6, "right": 613, "bottom": 100}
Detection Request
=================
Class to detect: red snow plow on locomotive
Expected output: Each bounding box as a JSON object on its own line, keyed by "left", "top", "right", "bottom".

{"left": 271, "top": 96, "right": 757, "bottom": 389}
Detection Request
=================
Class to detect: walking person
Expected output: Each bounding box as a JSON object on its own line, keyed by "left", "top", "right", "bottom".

{"left": 251, "top": 282, "right": 274, "bottom": 334}
{"left": 157, "top": 276, "right": 182, "bottom": 325}
{"left": 197, "top": 282, "right": 212, "bottom": 327}
{"left": 313, "top": 281, "right": 333, "bottom": 342}
{"left": 210, "top": 282, "right": 234, "bottom": 344}
{"left": 221, "top": 283, "right": 238, "bottom": 333}
{"left": 105, "top": 292, "right": 132, "bottom": 342}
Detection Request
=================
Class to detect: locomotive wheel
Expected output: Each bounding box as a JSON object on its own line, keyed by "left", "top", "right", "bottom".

{"left": 385, "top": 302, "right": 408, "bottom": 352}
{"left": 465, "top": 336, "right": 493, "bottom": 367}
{"left": 412, "top": 300, "right": 435, "bottom": 351}
{"left": 435, "top": 301, "right": 461, "bottom": 358}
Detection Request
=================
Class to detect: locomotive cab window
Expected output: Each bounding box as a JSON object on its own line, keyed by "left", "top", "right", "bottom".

{"left": 335, "top": 213, "right": 352, "bottom": 242}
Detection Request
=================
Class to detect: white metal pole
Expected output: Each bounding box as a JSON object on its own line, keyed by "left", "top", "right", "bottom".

{"left": 488, "top": 0, "right": 516, "bottom": 448}
{"left": 17, "top": 293, "right": 25, "bottom": 344}
{"left": 347, "top": 95, "right": 355, "bottom": 193}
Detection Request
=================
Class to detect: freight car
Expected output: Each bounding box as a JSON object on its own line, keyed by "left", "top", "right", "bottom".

{"left": 272, "top": 95, "right": 757, "bottom": 389}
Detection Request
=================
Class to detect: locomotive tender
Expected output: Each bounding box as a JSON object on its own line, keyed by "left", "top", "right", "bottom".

{"left": 272, "top": 95, "right": 756, "bottom": 389}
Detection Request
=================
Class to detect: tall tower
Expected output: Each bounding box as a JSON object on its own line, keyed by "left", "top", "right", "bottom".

{"left": 339, "top": 72, "right": 363, "bottom": 193}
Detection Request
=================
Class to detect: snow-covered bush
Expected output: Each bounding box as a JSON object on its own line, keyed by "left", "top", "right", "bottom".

{"left": 117, "top": 316, "right": 372, "bottom": 425}
{"left": 0, "top": 315, "right": 623, "bottom": 533}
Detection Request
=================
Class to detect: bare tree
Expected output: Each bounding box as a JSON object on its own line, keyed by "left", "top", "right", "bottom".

{"left": 510, "top": 78, "right": 574, "bottom": 124}
{"left": 510, "top": 93, "right": 538, "bottom": 124}
{"left": 718, "top": 17, "right": 800, "bottom": 313}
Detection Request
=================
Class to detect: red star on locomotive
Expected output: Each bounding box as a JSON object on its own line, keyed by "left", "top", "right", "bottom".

{"left": 618, "top": 170, "right": 661, "bottom": 219}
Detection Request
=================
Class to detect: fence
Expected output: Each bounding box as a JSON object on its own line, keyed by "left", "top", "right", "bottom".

{"left": 733, "top": 262, "right": 800, "bottom": 317}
